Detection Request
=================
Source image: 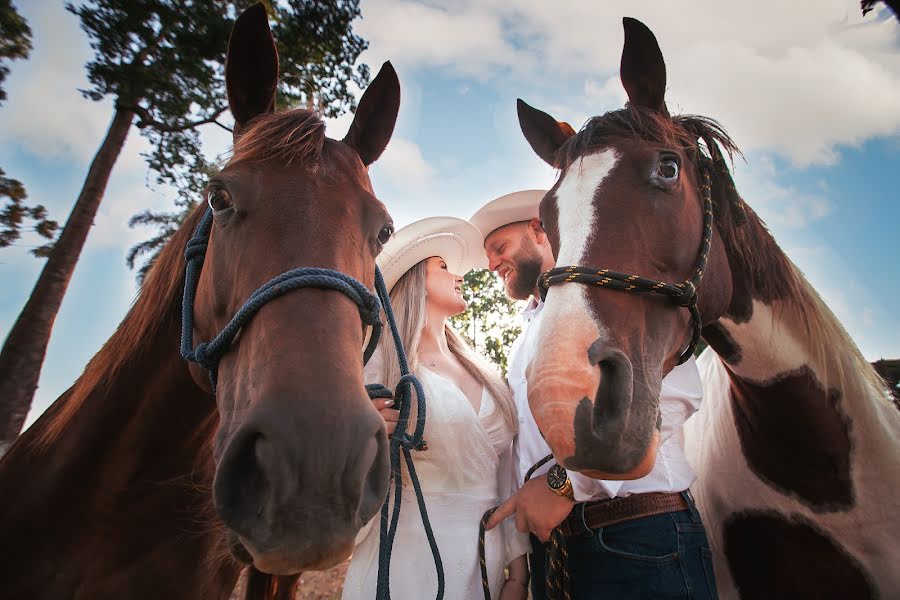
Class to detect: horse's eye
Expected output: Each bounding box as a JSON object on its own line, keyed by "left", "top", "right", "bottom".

{"left": 207, "top": 187, "right": 233, "bottom": 214}
{"left": 378, "top": 224, "right": 394, "bottom": 245}
{"left": 658, "top": 158, "right": 679, "bottom": 180}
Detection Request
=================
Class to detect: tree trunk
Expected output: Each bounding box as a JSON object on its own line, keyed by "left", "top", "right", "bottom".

{"left": 0, "top": 107, "right": 135, "bottom": 456}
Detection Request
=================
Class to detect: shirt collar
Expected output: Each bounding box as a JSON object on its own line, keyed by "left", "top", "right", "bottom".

{"left": 521, "top": 296, "right": 543, "bottom": 321}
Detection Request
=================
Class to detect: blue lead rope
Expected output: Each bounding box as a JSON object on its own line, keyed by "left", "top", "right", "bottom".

{"left": 368, "top": 267, "right": 444, "bottom": 600}
{"left": 180, "top": 208, "right": 443, "bottom": 599}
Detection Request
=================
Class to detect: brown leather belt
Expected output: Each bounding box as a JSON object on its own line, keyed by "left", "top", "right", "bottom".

{"left": 558, "top": 492, "right": 689, "bottom": 537}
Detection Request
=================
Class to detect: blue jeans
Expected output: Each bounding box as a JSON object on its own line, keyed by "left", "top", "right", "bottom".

{"left": 529, "top": 492, "right": 718, "bottom": 599}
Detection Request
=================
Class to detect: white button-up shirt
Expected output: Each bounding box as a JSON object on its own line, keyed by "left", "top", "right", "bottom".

{"left": 508, "top": 298, "right": 703, "bottom": 502}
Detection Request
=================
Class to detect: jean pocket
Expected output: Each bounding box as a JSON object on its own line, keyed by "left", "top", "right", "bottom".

{"left": 594, "top": 516, "right": 680, "bottom": 563}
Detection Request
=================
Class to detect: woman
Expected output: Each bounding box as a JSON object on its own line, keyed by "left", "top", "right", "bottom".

{"left": 342, "top": 217, "right": 530, "bottom": 600}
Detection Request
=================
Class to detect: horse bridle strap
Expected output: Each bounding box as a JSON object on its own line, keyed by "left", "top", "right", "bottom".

{"left": 538, "top": 166, "right": 714, "bottom": 365}
{"left": 180, "top": 208, "right": 384, "bottom": 390}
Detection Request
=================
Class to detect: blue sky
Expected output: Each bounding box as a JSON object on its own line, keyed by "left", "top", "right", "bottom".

{"left": 2, "top": 0, "right": 899, "bottom": 428}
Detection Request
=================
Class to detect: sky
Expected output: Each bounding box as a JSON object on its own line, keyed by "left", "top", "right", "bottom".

{"left": 2, "top": 0, "right": 899, "bottom": 429}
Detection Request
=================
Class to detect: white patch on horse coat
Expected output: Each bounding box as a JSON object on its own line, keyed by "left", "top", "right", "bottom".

{"left": 714, "top": 301, "right": 812, "bottom": 382}
{"left": 685, "top": 297, "right": 900, "bottom": 597}
{"left": 526, "top": 150, "right": 618, "bottom": 451}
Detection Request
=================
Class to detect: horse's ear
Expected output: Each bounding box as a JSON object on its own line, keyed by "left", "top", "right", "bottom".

{"left": 620, "top": 17, "right": 668, "bottom": 117}
{"left": 343, "top": 62, "right": 401, "bottom": 166}
{"left": 226, "top": 2, "right": 278, "bottom": 136}
{"left": 517, "top": 99, "right": 576, "bottom": 167}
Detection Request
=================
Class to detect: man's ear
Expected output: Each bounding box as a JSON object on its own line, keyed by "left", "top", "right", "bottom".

{"left": 529, "top": 218, "right": 547, "bottom": 243}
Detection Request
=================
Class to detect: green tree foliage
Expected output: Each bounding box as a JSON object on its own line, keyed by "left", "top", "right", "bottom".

{"left": 0, "top": 1, "right": 57, "bottom": 258}
{"left": 0, "top": 0, "right": 31, "bottom": 104}
{"left": 450, "top": 269, "right": 524, "bottom": 376}
{"left": 0, "top": 169, "right": 58, "bottom": 257}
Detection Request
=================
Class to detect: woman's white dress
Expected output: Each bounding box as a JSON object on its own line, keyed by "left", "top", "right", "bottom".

{"left": 342, "top": 367, "right": 530, "bottom": 600}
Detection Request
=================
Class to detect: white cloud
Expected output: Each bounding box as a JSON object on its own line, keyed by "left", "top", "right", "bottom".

{"left": 732, "top": 156, "right": 834, "bottom": 227}
{"left": 357, "top": 0, "right": 900, "bottom": 167}
{"left": 370, "top": 137, "right": 436, "bottom": 191}
{"left": 356, "top": 0, "right": 530, "bottom": 78}
{"left": 89, "top": 179, "right": 174, "bottom": 250}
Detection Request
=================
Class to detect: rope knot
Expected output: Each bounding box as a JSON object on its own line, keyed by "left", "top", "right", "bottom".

{"left": 191, "top": 342, "right": 219, "bottom": 373}
{"left": 366, "top": 383, "right": 393, "bottom": 400}
{"left": 184, "top": 236, "right": 208, "bottom": 262}
{"left": 361, "top": 295, "right": 383, "bottom": 326}
{"left": 673, "top": 281, "right": 697, "bottom": 307}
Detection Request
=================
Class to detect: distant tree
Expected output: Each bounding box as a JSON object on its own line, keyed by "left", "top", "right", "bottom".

{"left": 872, "top": 358, "right": 900, "bottom": 405}
{"left": 0, "top": 169, "right": 57, "bottom": 257}
{"left": 0, "top": 0, "right": 370, "bottom": 451}
{"left": 0, "top": 0, "right": 30, "bottom": 105}
{"left": 451, "top": 269, "right": 524, "bottom": 376}
{"left": 0, "top": 2, "right": 58, "bottom": 259}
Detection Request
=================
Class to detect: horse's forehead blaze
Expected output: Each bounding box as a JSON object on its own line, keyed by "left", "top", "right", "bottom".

{"left": 730, "top": 366, "right": 855, "bottom": 511}
{"left": 553, "top": 149, "right": 618, "bottom": 265}
{"left": 723, "top": 510, "right": 876, "bottom": 598}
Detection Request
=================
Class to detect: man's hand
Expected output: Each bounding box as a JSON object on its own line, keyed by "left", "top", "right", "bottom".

{"left": 485, "top": 475, "right": 575, "bottom": 542}
{"left": 372, "top": 398, "right": 399, "bottom": 435}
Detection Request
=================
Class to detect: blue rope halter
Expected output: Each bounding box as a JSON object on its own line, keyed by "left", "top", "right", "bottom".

{"left": 180, "top": 208, "right": 384, "bottom": 389}
{"left": 180, "top": 207, "right": 443, "bottom": 599}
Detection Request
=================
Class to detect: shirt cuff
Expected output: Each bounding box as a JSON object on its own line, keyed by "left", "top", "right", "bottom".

{"left": 569, "top": 469, "right": 624, "bottom": 503}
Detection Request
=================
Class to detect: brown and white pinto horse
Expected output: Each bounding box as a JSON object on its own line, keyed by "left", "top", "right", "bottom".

{"left": 517, "top": 17, "right": 900, "bottom": 599}
{"left": 0, "top": 4, "right": 399, "bottom": 598}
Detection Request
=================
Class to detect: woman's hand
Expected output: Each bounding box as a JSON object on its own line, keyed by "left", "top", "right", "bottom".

{"left": 498, "top": 555, "right": 529, "bottom": 600}
{"left": 372, "top": 398, "right": 399, "bottom": 435}
{"left": 498, "top": 578, "right": 529, "bottom": 600}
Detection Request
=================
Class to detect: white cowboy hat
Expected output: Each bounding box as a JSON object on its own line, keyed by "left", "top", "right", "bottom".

{"left": 378, "top": 216, "right": 488, "bottom": 293}
{"left": 469, "top": 189, "right": 547, "bottom": 241}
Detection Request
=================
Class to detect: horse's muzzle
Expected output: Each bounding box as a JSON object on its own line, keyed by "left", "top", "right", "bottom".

{"left": 212, "top": 402, "right": 390, "bottom": 574}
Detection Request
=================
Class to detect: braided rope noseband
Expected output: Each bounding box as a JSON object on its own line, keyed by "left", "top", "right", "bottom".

{"left": 180, "top": 208, "right": 384, "bottom": 389}
{"left": 538, "top": 165, "right": 714, "bottom": 365}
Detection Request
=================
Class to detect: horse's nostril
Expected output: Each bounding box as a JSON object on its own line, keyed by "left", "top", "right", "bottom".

{"left": 357, "top": 427, "right": 390, "bottom": 523}
{"left": 586, "top": 339, "right": 634, "bottom": 429}
{"left": 214, "top": 430, "right": 271, "bottom": 534}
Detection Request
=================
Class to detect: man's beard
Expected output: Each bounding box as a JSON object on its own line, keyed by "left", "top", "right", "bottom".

{"left": 507, "top": 249, "right": 544, "bottom": 300}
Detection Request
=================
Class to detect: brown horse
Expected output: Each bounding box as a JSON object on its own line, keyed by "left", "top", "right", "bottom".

{"left": 0, "top": 4, "right": 400, "bottom": 598}
{"left": 517, "top": 17, "right": 900, "bottom": 599}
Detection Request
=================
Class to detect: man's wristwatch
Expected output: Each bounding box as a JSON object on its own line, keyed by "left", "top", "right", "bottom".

{"left": 547, "top": 464, "right": 574, "bottom": 500}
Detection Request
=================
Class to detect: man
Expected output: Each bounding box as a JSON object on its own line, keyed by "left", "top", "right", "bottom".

{"left": 472, "top": 190, "right": 718, "bottom": 599}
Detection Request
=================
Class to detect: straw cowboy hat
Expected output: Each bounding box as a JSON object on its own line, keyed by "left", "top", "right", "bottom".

{"left": 469, "top": 189, "right": 547, "bottom": 240}
{"left": 378, "top": 216, "right": 488, "bottom": 293}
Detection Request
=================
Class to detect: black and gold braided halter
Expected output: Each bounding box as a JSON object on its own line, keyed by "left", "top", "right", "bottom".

{"left": 538, "top": 165, "right": 715, "bottom": 365}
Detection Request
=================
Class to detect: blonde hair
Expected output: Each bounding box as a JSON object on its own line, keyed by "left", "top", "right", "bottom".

{"left": 367, "top": 260, "right": 518, "bottom": 433}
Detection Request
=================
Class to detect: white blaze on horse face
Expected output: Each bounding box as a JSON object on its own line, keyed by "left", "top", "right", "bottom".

{"left": 526, "top": 149, "right": 619, "bottom": 460}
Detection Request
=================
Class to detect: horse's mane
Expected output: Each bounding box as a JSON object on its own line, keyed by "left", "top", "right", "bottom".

{"left": 231, "top": 109, "right": 326, "bottom": 167}
{"left": 560, "top": 105, "right": 890, "bottom": 400}
{"left": 36, "top": 203, "right": 208, "bottom": 447}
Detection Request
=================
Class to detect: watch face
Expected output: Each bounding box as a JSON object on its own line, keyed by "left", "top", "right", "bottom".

{"left": 547, "top": 464, "right": 567, "bottom": 489}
